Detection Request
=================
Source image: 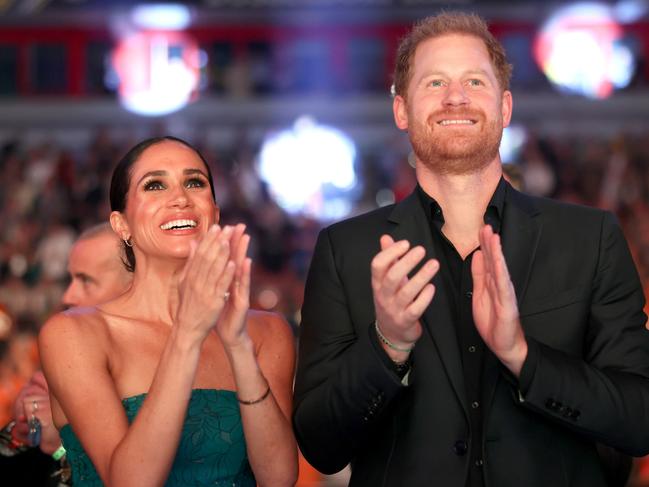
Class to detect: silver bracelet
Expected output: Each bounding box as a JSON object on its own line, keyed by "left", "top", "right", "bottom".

{"left": 374, "top": 320, "right": 415, "bottom": 353}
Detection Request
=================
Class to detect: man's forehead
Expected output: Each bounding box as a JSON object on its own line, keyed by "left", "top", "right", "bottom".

{"left": 413, "top": 34, "right": 491, "bottom": 67}
{"left": 68, "top": 234, "right": 119, "bottom": 272}
{"left": 409, "top": 34, "right": 499, "bottom": 88}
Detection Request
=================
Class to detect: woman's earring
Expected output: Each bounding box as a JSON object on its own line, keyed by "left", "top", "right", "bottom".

{"left": 124, "top": 238, "right": 133, "bottom": 248}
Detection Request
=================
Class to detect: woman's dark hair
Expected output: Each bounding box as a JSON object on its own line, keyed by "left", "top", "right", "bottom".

{"left": 109, "top": 135, "right": 216, "bottom": 272}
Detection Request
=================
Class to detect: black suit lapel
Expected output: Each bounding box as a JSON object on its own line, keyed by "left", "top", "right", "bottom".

{"left": 500, "top": 186, "right": 542, "bottom": 307}
{"left": 388, "top": 193, "right": 468, "bottom": 413}
{"left": 483, "top": 185, "right": 542, "bottom": 414}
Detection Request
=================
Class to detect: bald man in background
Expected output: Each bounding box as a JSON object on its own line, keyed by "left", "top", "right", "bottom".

{"left": 60, "top": 223, "right": 133, "bottom": 307}
{"left": 2, "top": 223, "right": 132, "bottom": 486}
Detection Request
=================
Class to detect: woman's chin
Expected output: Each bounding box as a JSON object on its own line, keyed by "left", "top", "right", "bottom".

{"left": 164, "top": 245, "right": 193, "bottom": 260}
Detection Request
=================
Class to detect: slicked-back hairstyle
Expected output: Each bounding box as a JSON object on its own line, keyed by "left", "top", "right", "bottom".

{"left": 393, "top": 11, "right": 512, "bottom": 99}
{"left": 109, "top": 135, "right": 216, "bottom": 272}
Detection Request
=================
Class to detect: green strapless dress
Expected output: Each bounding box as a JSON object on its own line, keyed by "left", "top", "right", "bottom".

{"left": 59, "top": 389, "right": 256, "bottom": 486}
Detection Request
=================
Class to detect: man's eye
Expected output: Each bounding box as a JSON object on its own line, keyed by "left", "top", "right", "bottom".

{"left": 430, "top": 80, "right": 444, "bottom": 87}
{"left": 468, "top": 79, "right": 483, "bottom": 86}
{"left": 186, "top": 178, "right": 206, "bottom": 189}
{"left": 144, "top": 180, "right": 165, "bottom": 191}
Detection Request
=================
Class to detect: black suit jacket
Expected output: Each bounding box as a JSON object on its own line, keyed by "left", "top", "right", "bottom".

{"left": 293, "top": 184, "right": 649, "bottom": 487}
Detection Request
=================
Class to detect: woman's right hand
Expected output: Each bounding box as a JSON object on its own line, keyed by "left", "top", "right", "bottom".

{"left": 174, "top": 224, "right": 236, "bottom": 342}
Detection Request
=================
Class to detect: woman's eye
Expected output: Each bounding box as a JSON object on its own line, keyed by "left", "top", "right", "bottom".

{"left": 186, "top": 178, "right": 206, "bottom": 189}
{"left": 144, "top": 180, "right": 165, "bottom": 191}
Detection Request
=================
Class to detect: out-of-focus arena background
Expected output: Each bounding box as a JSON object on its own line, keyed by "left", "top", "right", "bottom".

{"left": 0, "top": 0, "right": 648, "bottom": 485}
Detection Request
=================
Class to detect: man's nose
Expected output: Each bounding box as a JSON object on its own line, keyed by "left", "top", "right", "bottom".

{"left": 62, "top": 282, "right": 80, "bottom": 308}
{"left": 443, "top": 80, "right": 469, "bottom": 106}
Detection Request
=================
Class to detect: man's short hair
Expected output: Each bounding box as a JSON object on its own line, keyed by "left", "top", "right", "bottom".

{"left": 78, "top": 222, "right": 116, "bottom": 241}
{"left": 393, "top": 11, "right": 513, "bottom": 98}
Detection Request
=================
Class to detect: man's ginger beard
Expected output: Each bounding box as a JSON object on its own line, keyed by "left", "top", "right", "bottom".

{"left": 407, "top": 104, "right": 503, "bottom": 176}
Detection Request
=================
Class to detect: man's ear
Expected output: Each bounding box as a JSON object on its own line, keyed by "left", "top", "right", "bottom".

{"left": 501, "top": 90, "right": 513, "bottom": 128}
{"left": 110, "top": 211, "right": 131, "bottom": 241}
{"left": 393, "top": 95, "right": 409, "bottom": 131}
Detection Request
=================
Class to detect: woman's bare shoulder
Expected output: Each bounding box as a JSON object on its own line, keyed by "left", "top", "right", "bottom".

{"left": 247, "top": 310, "right": 296, "bottom": 346}
{"left": 39, "top": 306, "right": 110, "bottom": 348}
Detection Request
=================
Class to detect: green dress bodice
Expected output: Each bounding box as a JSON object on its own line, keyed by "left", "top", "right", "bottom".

{"left": 59, "top": 389, "right": 255, "bottom": 486}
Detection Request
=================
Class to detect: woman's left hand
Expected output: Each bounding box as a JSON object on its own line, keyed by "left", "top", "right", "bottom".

{"left": 214, "top": 223, "right": 252, "bottom": 350}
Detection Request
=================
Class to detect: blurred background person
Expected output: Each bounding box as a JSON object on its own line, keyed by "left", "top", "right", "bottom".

{"left": 59, "top": 223, "right": 133, "bottom": 308}
{"left": 0, "top": 223, "right": 132, "bottom": 486}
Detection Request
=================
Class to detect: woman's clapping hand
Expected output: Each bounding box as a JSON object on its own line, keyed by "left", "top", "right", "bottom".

{"left": 175, "top": 224, "right": 236, "bottom": 341}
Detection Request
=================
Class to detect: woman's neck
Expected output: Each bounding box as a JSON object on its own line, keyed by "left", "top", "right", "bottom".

{"left": 116, "top": 256, "right": 186, "bottom": 326}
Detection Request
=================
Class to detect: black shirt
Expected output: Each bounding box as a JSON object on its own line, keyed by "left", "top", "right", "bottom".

{"left": 416, "top": 177, "right": 506, "bottom": 487}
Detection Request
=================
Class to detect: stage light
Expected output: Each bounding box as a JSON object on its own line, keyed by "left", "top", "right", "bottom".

{"left": 614, "top": 0, "right": 649, "bottom": 22}
{"left": 534, "top": 2, "right": 636, "bottom": 99}
{"left": 111, "top": 31, "right": 201, "bottom": 116}
{"left": 258, "top": 116, "right": 358, "bottom": 221}
{"left": 131, "top": 4, "right": 191, "bottom": 30}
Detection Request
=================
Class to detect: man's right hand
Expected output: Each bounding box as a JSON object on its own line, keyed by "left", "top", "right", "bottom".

{"left": 371, "top": 235, "right": 439, "bottom": 362}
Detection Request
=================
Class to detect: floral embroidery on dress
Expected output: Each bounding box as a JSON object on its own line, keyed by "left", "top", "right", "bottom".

{"left": 60, "top": 390, "right": 255, "bottom": 487}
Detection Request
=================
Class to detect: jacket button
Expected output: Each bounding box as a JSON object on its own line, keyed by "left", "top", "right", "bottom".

{"left": 561, "top": 406, "right": 572, "bottom": 418}
{"left": 545, "top": 398, "right": 561, "bottom": 411}
{"left": 453, "top": 440, "right": 468, "bottom": 456}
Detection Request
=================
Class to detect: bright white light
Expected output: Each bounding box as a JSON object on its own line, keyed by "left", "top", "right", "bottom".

{"left": 258, "top": 116, "right": 358, "bottom": 221}
{"left": 500, "top": 125, "right": 527, "bottom": 164}
{"left": 614, "top": 0, "right": 649, "bottom": 22}
{"left": 131, "top": 4, "right": 191, "bottom": 30}
{"left": 534, "top": 2, "right": 636, "bottom": 99}
{"left": 609, "top": 41, "right": 635, "bottom": 86}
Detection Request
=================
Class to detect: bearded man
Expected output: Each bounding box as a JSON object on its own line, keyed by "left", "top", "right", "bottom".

{"left": 293, "top": 12, "right": 649, "bottom": 487}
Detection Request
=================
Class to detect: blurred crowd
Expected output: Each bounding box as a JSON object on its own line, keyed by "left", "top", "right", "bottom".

{"left": 0, "top": 127, "right": 648, "bottom": 485}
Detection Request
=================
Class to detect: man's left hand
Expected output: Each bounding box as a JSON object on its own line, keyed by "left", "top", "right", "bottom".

{"left": 472, "top": 225, "right": 528, "bottom": 377}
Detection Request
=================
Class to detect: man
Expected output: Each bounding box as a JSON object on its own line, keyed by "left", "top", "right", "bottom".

{"left": 60, "top": 222, "right": 133, "bottom": 308}
{"left": 1, "top": 223, "right": 132, "bottom": 486}
{"left": 293, "top": 12, "right": 649, "bottom": 487}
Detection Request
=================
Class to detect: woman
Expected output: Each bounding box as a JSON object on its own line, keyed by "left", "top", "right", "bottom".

{"left": 38, "top": 136, "right": 298, "bottom": 486}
